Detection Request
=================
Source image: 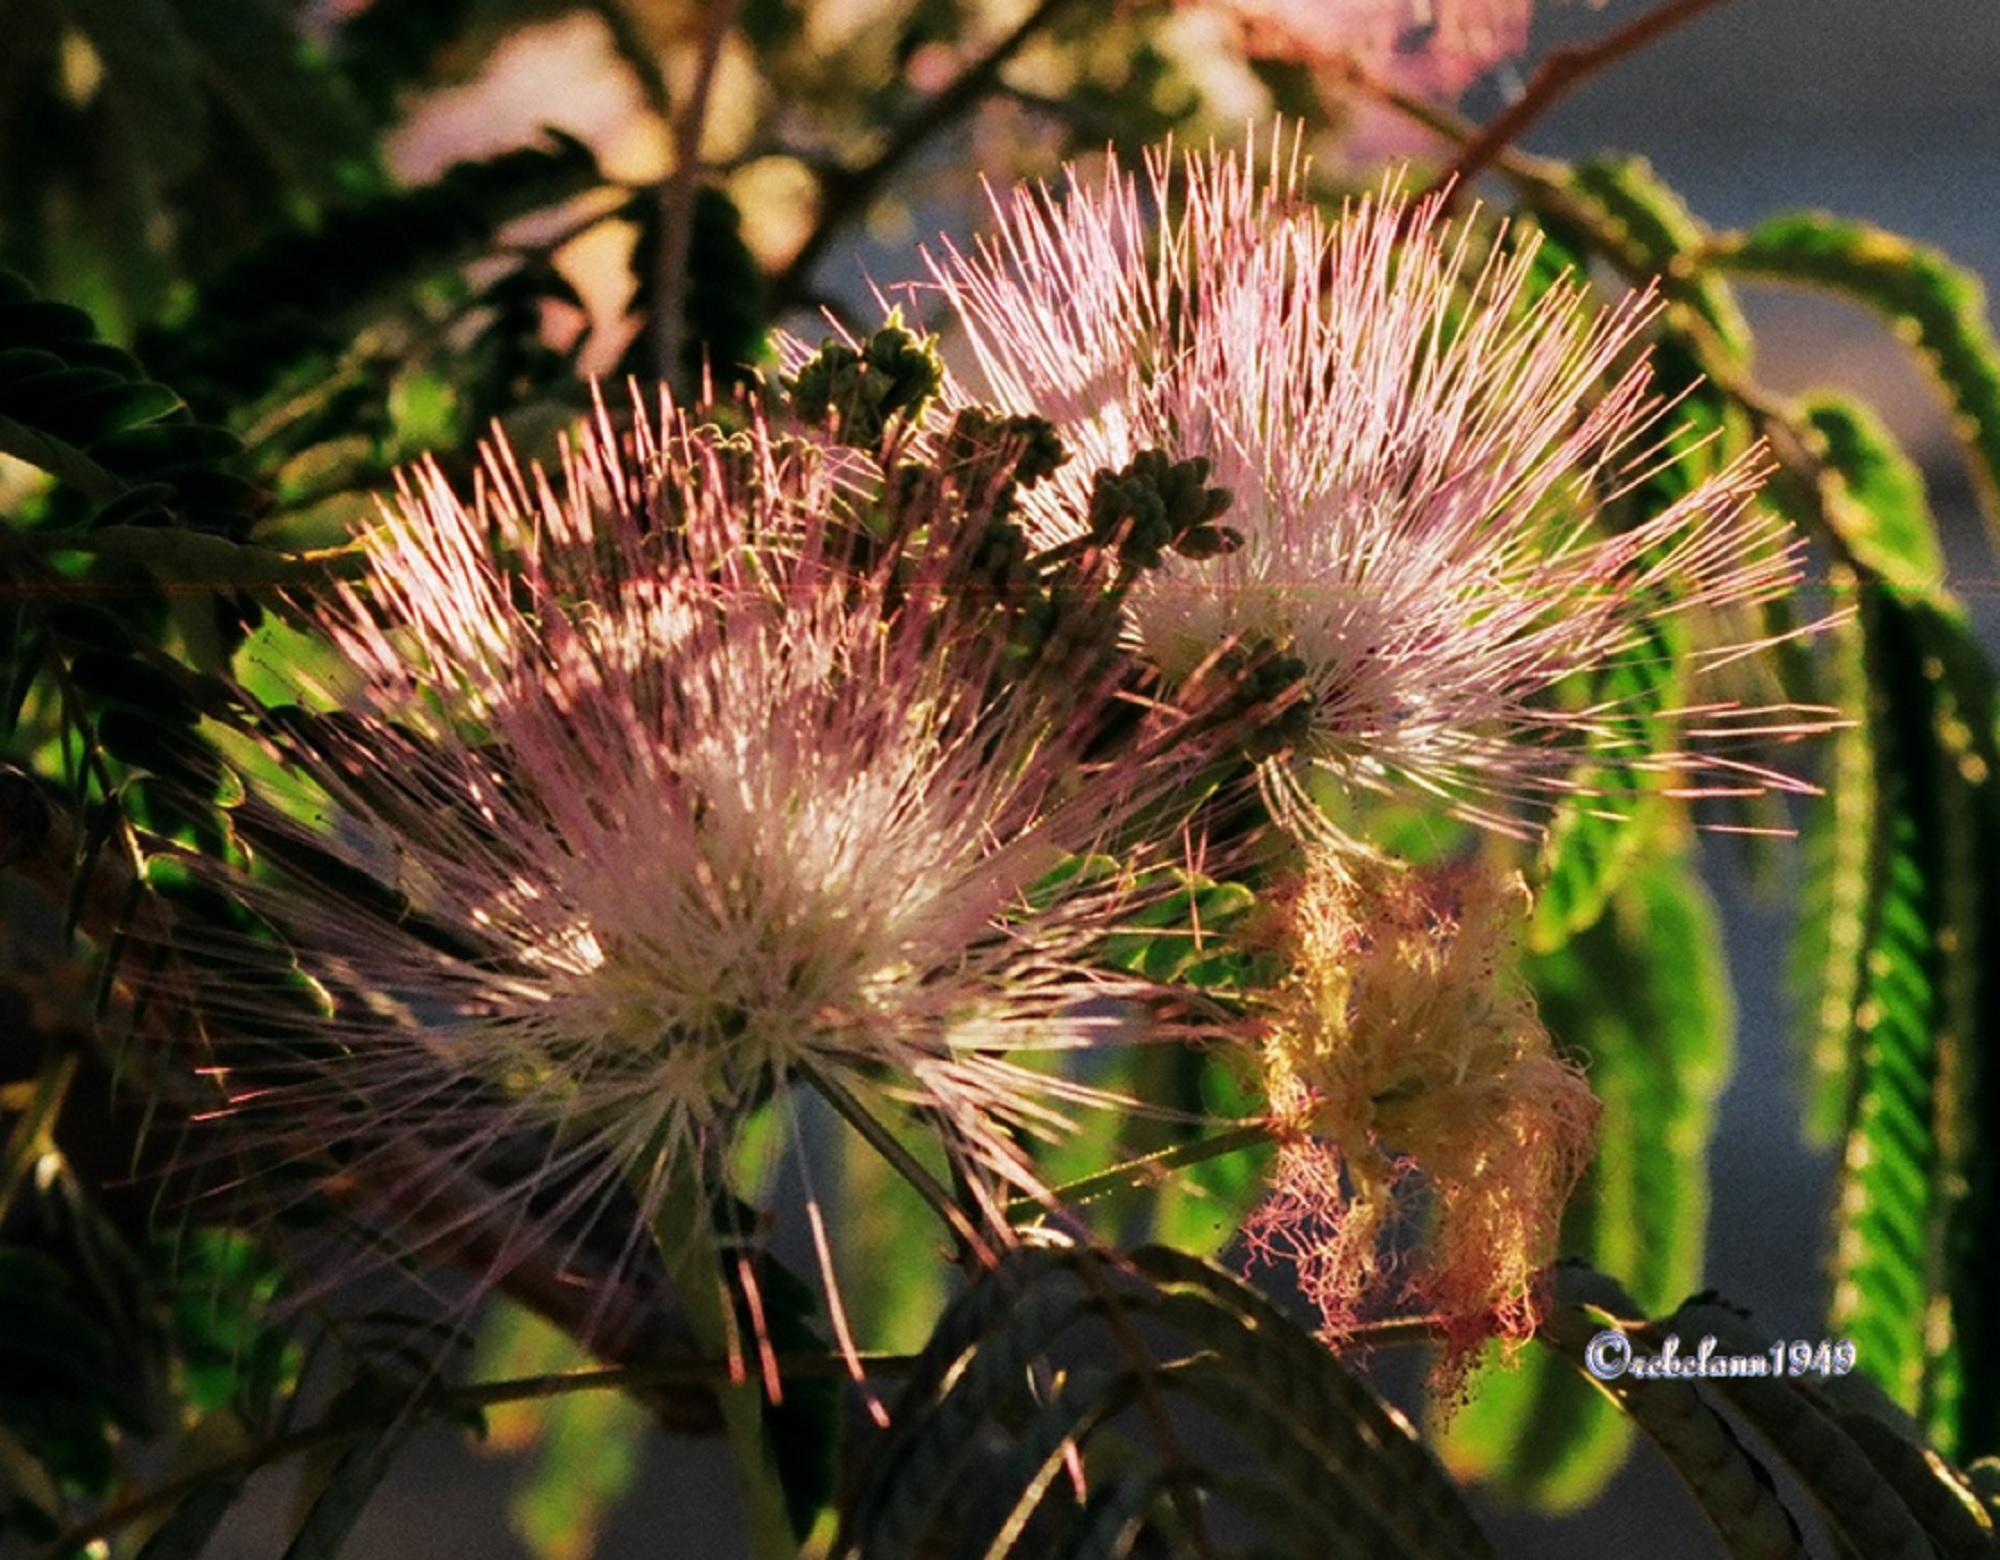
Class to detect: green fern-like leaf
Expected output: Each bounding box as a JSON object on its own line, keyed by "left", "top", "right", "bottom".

{"left": 1814, "top": 583, "right": 2000, "bottom": 1459}
{"left": 0, "top": 0, "right": 375, "bottom": 339}
{"left": 1563, "top": 156, "right": 1753, "bottom": 367}
{"left": 1531, "top": 1272, "right": 1998, "bottom": 1559}
{"left": 839, "top": 1244, "right": 1494, "bottom": 1560}
{"left": 140, "top": 134, "right": 604, "bottom": 417}
{"left": 1663, "top": 1296, "right": 1995, "bottom": 1559}
{"left": 1540, "top": 1269, "right": 1807, "bottom": 1560}
{"left": 1791, "top": 398, "right": 1937, "bottom": 1141}
{"left": 1528, "top": 618, "right": 1683, "bottom": 953}
{"left": 1715, "top": 212, "right": 2000, "bottom": 558}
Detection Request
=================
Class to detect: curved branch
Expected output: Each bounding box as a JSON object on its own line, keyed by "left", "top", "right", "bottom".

{"left": 769, "top": 0, "right": 1089, "bottom": 316}
{"left": 1436, "top": 0, "right": 1737, "bottom": 195}
{"left": 44, "top": 1345, "right": 918, "bottom": 1559}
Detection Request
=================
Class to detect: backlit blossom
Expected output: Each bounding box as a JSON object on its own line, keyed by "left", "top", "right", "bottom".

{"left": 927, "top": 135, "right": 1824, "bottom": 840}
{"left": 1245, "top": 852, "right": 1599, "bottom": 1377}
{"left": 172, "top": 398, "right": 1231, "bottom": 1332}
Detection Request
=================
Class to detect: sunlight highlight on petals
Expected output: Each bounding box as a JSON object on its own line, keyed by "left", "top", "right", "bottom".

{"left": 927, "top": 131, "right": 1835, "bottom": 840}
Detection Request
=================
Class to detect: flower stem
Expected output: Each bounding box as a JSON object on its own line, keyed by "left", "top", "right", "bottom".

{"left": 1009, "top": 1121, "right": 1274, "bottom": 1218}
{"left": 650, "top": 1170, "right": 799, "bottom": 1558}
{"left": 800, "top": 1061, "right": 997, "bottom": 1264}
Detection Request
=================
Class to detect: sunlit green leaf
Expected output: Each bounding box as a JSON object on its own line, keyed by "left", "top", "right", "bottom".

{"left": 1812, "top": 583, "right": 2000, "bottom": 1458}
{"left": 1717, "top": 212, "right": 2000, "bottom": 558}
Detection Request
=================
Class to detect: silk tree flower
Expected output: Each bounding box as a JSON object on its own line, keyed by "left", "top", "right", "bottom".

{"left": 1244, "top": 851, "right": 1599, "bottom": 1379}
{"left": 172, "top": 398, "right": 1236, "bottom": 1340}
{"left": 925, "top": 137, "right": 1823, "bottom": 840}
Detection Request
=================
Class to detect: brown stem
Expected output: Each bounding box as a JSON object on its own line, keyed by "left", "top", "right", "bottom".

{"left": 587, "top": 0, "right": 672, "bottom": 120}
{"left": 769, "top": 0, "right": 1089, "bottom": 316}
{"left": 43, "top": 1345, "right": 919, "bottom": 1560}
{"left": 654, "top": 0, "right": 745, "bottom": 384}
{"left": 1436, "top": 0, "right": 1737, "bottom": 196}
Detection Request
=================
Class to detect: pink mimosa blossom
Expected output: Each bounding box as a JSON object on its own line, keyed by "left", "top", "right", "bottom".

{"left": 174, "top": 399, "right": 1229, "bottom": 1333}
{"left": 927, "top": 135, "right": 1827, "bottom": 841}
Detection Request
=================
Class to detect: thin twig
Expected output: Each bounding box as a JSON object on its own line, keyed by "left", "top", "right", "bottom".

{"left": 769, "top": 0, "right": 1088, "bottom": 315}
{"left": 587, "top": 0, "right": 672, "bottom": 120}
{"left": 800, "top": 1062, "right": 998, "bottom": 1266}
{"left": 1436, "top": 0, "right": 1736, "bottom": 196}
{"left": 654, "top": 0, "right": 745, "bottom": 383}
{"left": 1009, "top": 1121, "right": 1274, "bottom": 1216}
{"left": 43, "top": 1346, "right": 918, "bottom": 1559}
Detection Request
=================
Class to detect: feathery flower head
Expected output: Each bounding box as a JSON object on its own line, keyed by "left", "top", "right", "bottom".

{"left": 927, "top": 131, "right": 1822, "bottom": 839}
{"left": 1246, "top": 851, "right": 1598, "bottom": 1380}
{"left": 176, "top": 394, "right": 1234, "bottom": 1329}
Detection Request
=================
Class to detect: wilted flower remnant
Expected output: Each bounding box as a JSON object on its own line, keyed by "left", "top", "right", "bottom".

{"left": 1246, "top": 852, "right": 1598, "bottom": 1377}
{"left": 180, "top": 390, "right": 1245, "bottom": 1333}
{"left": 929, "top": 136, "right": 1822, "bottom": 841}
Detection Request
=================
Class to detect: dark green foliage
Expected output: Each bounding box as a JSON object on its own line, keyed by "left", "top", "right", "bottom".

{"left": 0, "top": 270, "right": 255, "bottom": 535}
{"left": 1664, "top": 1296, "right": 1994, "bottom": 1560}
{"left": 839, "top": 1244, "right": 1495, "bottom": 1560}
{"left": 462, "top": 254, "right": 588, "bottom": 426}
{"left": 329, "top": 0, "right": 486, "bottom": 122}
{"left": 0, "top": 1246, "right": 133, "bottom": 1516}
{"left": 0, "top": 268, "right": 265, "bottom": 850}
{"left": 139, "top": 133, "right": 603, "bottom": 418}
{"left": 0, "top": 0, "right": 376, "bottom": 339}
{"left": 619, "top": 182, "right": 771, "bottom": 392}
{"left": 1816, "top": 587, "right": 2000, "bottom": 1458}
{"left": 1540, "top": 1268, "right": 2000, "bottom": 1559}
{"left": 678, "top": 187, "right": 770, "bottom": 392}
